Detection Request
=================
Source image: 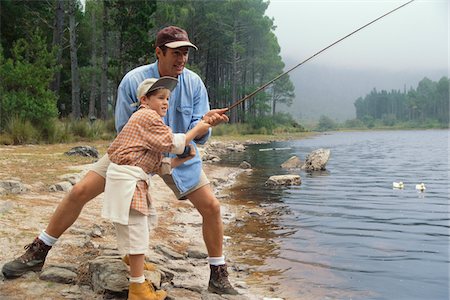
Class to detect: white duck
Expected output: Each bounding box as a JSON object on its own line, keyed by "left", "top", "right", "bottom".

{"left": 393, "top": 181, "right": 404, "bottom": 189}
{"left": 415, "top": 183, "right": 426, "bottom": 191}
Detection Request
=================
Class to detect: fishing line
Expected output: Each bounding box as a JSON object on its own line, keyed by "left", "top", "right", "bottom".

{"left": 227, "top": 0, "right": 415, "bottom": 111}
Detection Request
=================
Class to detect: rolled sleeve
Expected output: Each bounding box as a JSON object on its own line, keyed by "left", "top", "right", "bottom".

{"left": 171, "top": 133, "right": 186, "bottom": 154}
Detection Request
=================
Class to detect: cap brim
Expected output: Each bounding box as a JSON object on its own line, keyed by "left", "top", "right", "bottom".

{"left": 165, "top": 41, "right": 198, "bottom": 50}
{"left": 147, "top": 76, "right": 178, "bottom": 94}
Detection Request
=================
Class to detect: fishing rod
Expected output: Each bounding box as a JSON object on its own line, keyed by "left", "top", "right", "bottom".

{"left": 227, "top": 0, "right": 415, "bottom": 111}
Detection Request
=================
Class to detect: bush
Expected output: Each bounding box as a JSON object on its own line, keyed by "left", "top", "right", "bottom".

{"left": 316, "top": 115, "right": 337, "bottom": 131}
{"left": 44, "top": 119, "right": 73, "bottom": 144}
{"left": 6, "top": 115, "right": 40, "bottom": 144}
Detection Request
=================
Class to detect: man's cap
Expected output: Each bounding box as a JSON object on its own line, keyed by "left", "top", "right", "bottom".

{"left": 137, "top": 77, "right": 178, "bottom": 99}
{"left": 156, "top": 26, "right": 198, "bottom": 50}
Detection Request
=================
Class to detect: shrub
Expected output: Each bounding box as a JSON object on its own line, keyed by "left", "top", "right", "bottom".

{"left": 6, "top": 115, "right": 40, "bottom": 144}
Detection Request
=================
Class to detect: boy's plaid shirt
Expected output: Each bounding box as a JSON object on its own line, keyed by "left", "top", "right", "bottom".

{"left": 108, "top": 105, "right": 176, "bottom": 215}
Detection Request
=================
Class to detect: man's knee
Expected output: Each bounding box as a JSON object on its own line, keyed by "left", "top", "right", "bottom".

{"left": 68, "top": 171, "right": 105, "bottom": 204}
{"left": 197, "top": 197, "right": 221, "bottom": 218}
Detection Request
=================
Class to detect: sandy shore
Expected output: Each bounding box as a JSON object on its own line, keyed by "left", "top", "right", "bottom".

{"left": 0, "top": 142, "right": 279, "bottom": 299}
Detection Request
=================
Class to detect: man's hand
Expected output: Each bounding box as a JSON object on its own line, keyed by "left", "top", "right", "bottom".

{"left": 202, "top": 108, "right": 229, "bottom": 126}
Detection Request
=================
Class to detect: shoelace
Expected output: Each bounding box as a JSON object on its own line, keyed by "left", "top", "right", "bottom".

{"left": 216, "top": 266, "right": 232, "bottom": 287}
{"left": 19, "top": 240, "right": 39, "bottom": 263}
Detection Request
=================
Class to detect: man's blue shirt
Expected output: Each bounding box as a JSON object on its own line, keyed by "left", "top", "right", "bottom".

{"left": 115, "top": 61, "right": 211, "bottom": 193}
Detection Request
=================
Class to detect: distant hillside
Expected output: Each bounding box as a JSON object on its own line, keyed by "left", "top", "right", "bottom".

{"left": 278, "top": 62, "right": 447, "bottom": 122}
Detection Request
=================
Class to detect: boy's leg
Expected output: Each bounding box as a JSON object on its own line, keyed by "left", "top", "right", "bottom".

{"left": 2, "top": 155, "right": 110, "bottom": 279}
{"left": 115, "top": 210, "right": 167, "bottom": 300}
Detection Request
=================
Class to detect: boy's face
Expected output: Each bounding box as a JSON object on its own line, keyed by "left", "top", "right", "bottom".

{"left": 141, "top": 88, "right": 170, "bottom": 117}
{"left": 156, "top": 46, "right": 190, "bottom": 77}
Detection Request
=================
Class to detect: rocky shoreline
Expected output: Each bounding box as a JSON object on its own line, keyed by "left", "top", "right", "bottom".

{"left": 0, "top": 140, "right": 285, "bottom": 300}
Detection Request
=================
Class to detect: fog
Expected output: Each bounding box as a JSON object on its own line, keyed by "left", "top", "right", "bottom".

{"left": 266, "top": 0, "right": 448, "bottom": 121}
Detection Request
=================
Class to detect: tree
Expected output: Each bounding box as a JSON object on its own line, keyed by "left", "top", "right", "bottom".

{"left": 100, "top": 0, "right": 109, "bottom": 120}
{"left": 271, "top": 74, "right": 294, "bottom": 115}
{"left": 0, "top": 30, "right": 59, "bottom": 131}
{"left": 50, "top": 0, "right": 65, "bottom": 96}
{"left": 69, "top": 0, "right": 81, "bottom": 120}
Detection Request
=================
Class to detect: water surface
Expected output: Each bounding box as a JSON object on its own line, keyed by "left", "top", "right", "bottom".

{"left": 221, "top": 130, "right": 449, "bottom": 300}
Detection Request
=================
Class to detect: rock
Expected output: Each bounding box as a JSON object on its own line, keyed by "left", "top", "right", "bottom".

{"left": 58, "top": 173, "right": 82, "bottom": 185}
{"left": 65, "top": 146, "right": 99, "bottom": 158}
{"left": 39, "top": 266, "right": 78, "bottom": 284}
{"left": 265, "top": 175, "right": 301, "bottom": 186}
{"left": 0, "top": 200, "right": 14, "bottom": 214}
{"left": 301, "top": 148, "right": 330, "bottom": 171}
{"left": 280, "top": 156, "right": 302, "bottom": 169}
{"left": 88, "top": 256, "right": 128, "bottom": 293}
{"left": 239, "top": 161, "right": 252, "bottom": 169}
{"left": 0, "top": 180, "right": 26, "bottom": 194}
{"left": 155, "top": 244, "right": 186, "bottom": 260}
{"left": 49, "top": 181, "right": 73, "bottom": 192}
{"left": 187, "top": 246, "right": 208, "bottom": 259}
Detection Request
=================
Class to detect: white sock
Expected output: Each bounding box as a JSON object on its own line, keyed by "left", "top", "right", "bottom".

{"left": 208, "top": 256, "right": 225, "bottom": 266}
{"left": 129, "top": 275, "right": 145, "bottom": 283}
{"left": 38, "top": 230, "right": 58, "bottom": 246}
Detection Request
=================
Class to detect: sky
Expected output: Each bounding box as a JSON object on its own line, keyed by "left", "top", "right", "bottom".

{"left": 265, "top": 0, "right": 448, "bottom": 73}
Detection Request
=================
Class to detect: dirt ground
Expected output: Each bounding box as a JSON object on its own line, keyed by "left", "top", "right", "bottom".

{"left": 0, "top": 141, "right": 268, "bottom": 299}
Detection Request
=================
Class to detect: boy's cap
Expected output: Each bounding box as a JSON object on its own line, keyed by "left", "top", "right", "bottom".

{"left": 156, "top": 26, "right": 198, "bottom": 50}
{"left": 137, "top": 77, "right": 178, "bottom": 99}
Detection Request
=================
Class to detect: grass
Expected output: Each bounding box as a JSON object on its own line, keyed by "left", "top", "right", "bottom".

{"left": 0, "top": 141, "right": 110, "bottom": 191}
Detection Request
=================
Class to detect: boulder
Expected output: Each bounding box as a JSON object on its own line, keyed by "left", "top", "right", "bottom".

{"left": 65, "top": 146, "right": 99, "bottom": 158}
{"left": 265, "top": 175, "right": 301, "bottom": 186}
{"left": 280, "top": 156, "right": 303, "bottom": 169}
{"left": 302, "top": 148, "right": 330, "bottom": 171}
{"left": 0, "top": 180, "right": 26, "bottom": 194}
{"left": 239, "top": 161, "right": 252, "bottom": 169}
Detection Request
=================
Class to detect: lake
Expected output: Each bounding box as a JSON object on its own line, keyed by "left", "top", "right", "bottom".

{"left": 220, "top": 130, "right": 449, "bottom": 300}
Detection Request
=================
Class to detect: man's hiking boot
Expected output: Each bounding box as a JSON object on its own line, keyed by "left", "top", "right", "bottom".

{"left": 128, "top": 280, "right": 167, "bottom": 300}
{"left": 122, "top": 254, "right": 157, "bottom": 271}
{"left": 2, "top": 237, "right": 52, "bottom": 279}
{"left": 208, "top": 264, "right": 239, "bottom": 295}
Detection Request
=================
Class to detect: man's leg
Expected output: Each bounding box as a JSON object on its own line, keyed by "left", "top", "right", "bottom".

{"left": 187, "top": 185, "right": 238, "bottom": 295}
{"left": 45, "top": 171, "right": 106, "bottom": 237}
{"left": 2, "top": 171, "right": 106, "bottom": 278}
{"left": 187, "top": 185, "right": 223, "bottom": 256}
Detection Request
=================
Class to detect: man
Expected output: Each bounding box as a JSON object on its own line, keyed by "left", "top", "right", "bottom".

{"left": 2, "top": 25, "right": 238, "bottom": 296}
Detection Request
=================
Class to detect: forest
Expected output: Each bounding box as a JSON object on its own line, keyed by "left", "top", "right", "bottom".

{"left": 0, "top": 0, "right": 297, "bottom": 142}
{"left": 354, "top": 76, "right": 449, "bottom": 128}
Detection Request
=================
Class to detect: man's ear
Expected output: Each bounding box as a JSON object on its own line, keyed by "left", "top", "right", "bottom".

{"left": 155, "top": 47, "right": 162, "bottom": 59}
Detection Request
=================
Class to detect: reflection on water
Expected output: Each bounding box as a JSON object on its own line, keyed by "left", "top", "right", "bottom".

{"left": 221, "top": 130, "right": 449, "bottom": 300}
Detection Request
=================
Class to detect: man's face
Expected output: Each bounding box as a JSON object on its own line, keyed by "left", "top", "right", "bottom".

{"left": 157, "top": 46, "right": 190, "bottom": 77}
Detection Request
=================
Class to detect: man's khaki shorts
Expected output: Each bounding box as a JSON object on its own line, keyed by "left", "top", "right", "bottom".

{"left": 160, "top": 170, "right": 210, "bottom": 200}
{"left": 114, "top": 209, "right": 151, "bottom": 255}
{"left": 89, "top": 154, "right": 111, "bottom": 178}
{"left": 91, "top": 154, "right": 210, "bottom": 200}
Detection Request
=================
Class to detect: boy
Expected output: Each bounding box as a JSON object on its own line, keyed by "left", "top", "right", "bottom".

{"left": 102, "top": 76, "right": 211, "bottom": 300}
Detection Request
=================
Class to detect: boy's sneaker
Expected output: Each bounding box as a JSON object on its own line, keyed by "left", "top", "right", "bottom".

{"left": 2, "top": 237, "right": 52, "bottom": 278}
{"left": 208, "top": 264, "right": 239, "bottom": 295}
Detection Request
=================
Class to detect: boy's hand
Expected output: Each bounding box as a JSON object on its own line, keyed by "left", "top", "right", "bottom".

{"left": 203, "top": 108, "right": 229, "bottom": 126}
{"left": 194, "top": 119, "right": 212, "bottom": 137}
{"left": 172, "top": 145, "right": 196, "bottom": 168}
